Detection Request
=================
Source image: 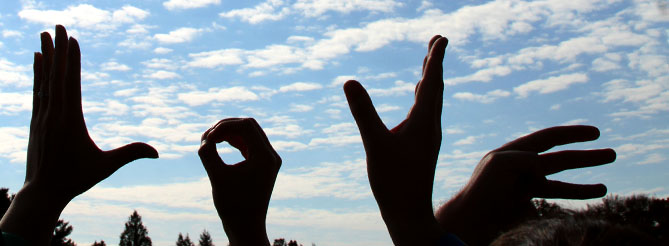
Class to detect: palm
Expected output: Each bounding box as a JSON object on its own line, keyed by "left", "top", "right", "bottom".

{"left": 25, "top": 25, "right": 157, "bottom": 201}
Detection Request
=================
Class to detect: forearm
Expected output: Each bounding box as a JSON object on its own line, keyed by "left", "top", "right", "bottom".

{"left": 223, "top": 220, "right": 270, "bottom": 246}
{"left": 383, "top": 212, "right": 445, "bottom": 246}
{"left": 0, "top": 183, "right": 70, "bottom": 245}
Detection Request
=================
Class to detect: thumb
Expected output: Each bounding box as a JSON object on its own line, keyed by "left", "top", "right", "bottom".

{"left": 343, "top": 80, "right": 386, "bottom": 141}
{"left": 105, "top": 142, "right": 159, "bottom": 168}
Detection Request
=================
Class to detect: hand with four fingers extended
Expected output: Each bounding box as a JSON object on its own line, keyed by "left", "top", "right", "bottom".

{"left": 198, "top": 118, "right": 281, "bottom": 246}
{"left": 343, "top": 35, "right": 448, "bottom": 245}
{"left": 436, "top": 125, "right": 616, "bottom": 245}
{"left": 0, "top": 25, "right": 158, "bottom": 245}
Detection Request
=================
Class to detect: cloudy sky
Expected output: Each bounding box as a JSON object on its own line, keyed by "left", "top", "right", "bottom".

{"left": 0, "top": 0, "right": 668, "bottom": 245}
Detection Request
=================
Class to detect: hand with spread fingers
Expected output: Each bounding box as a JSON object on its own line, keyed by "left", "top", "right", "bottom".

{"left": 343, "top": 35, "right": 448, "bottom": 245}
{"left": 0, "top": 25, "right": 158, "bottom": 245}
{"left": 435, "top": 125, "right": 616, "bottom": 246}
{"left": 198, "top": 118, "right": 281, "bottom": 246}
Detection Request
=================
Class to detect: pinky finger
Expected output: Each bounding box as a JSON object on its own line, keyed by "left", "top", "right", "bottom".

{"left": 533, "top": 180, "right": 607, "bottom": 199}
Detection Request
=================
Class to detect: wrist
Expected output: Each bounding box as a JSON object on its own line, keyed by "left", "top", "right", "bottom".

{"left": 0, "top": 183, "right": 71, "bottom": 245}
{"left": 223, "top": 220, "right": 269, "bottom": 246}
{"left": 380, "top": 209, "right": 444, "bottom": 245}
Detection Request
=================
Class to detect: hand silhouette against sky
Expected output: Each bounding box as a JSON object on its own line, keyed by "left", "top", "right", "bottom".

{"left": 344, "top": 35, "right": 448, "bottom": 245}
{"left": 0, "top": 25, "right": 158, "bottom": 245}
{"left": 436, "top": 125, "right": 616, "bottom": 245}
{"left": 199, "top": 118, "right": 281, "bottom": 246}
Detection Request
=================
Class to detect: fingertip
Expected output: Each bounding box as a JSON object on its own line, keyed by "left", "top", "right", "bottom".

{"left": 343, "top": 79, "right": 361, "bottom": 91}
{"left": 68, "top": 37, "right": 80, "bottom": 49}
{"left": 134, "top": 142, "right": 159, "bottom": 159}
{"left": 595, "top": 183, "right": 607, "bottom": 197}
{"left": 40, "top": 32, "right": 51, "bottom": 42}
{"left": 55, "top": 24, "right": 66, "bottom": 34}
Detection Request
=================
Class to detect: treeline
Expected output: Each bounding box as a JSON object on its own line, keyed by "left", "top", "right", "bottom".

{"left": 1, "top": 188, "right": 311, "bottom": 246}
{"left": 2, "top": 187, "right": 666, "bottom": 245}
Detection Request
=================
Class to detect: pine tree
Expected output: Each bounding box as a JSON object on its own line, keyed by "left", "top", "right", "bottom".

{"left": 52, "top": 220, "right": 76, "bottom": 246}
{"left": 273, "top": 238, "right": 285, "bottom": 246}
{"left": 119, "top": 210, "right": 152, "bottom": 246}
{"left": 1, "top": 188, "right": 13, "bottom": 219}
{"left": 198, "top": 230, "right": 214, "bottom": 246}
{"left": 176, "top": 233, "right": 195, "bottom": 246}
{"left": 92, "top": 240, "right": 107, "bottom": 246}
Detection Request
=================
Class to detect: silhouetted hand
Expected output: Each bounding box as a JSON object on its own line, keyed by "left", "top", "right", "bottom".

{"left": 435, "top": 125, "right": 616, "bottom": 245}
{"left": 0, "top": 25, "right": 158, "bottom": 245}
{"left": 343, "top": 35, "right": 448, "bottom": 245}
{"left": 199, "top": 118, "right": 281, "bottom": 246}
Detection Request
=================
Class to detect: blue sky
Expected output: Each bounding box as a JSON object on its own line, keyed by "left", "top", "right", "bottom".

{"left": 0, "top": 0, "right": 668, "bottom": 245}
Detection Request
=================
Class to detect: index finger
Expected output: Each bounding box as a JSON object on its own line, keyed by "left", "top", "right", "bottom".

{"left": 411, "top": 36, "right": 447, "bottom": 120}
{"left": 207, "top": 118, "right": 279, "bottom": 165}
{"left": 496, "top": 125, "right": 601, "bottom": 153}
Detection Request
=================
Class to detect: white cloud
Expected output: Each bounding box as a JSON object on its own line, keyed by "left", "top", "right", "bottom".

{"left": 187, "top": 49, "right": 244, "bottom": 68}
{"left": 164, "top": 0, "right": 221, "bottom": 10}
{"left": 264, "top": 123, "right": 310, "bottom": 138}
{"left": 0, "top": 59, "right": 31, "bottom": 87}
{"left": 601, "top": 78, "right": 669, "bottom": 118}
{"left": 219, "top": 0, "right": 290, "bottom": 24}
{"left": 514, "top": 73, "right": 588, "bottom": 98}
{"left": 272, "top": 140, "right": 309, "bottom": 151}
{"left": 0, "top": 127, "right": 28, "bottom": 163}
{"left": 153, "top": 47, "right": 173, "bottom": 54}
{"left": 154, "top": 27, "right": 203, "bottom": 44}
{"left": 446, "top": 66, "right": 512, "bottom": 85}
{"left": 177, "top": 87, "right": 259, "bottom": 106}
{"left": 112, "top": 5, "right": 150, "bottom": 23}
{"left": 2, "top": 30, "right": 23, "bottom": 38}
{"left": 84, "top": 99, "right": 130, "bottom": 116}
{"left": 637, "top": 153, "right": 665, "bottom": 165}
{"left": 289, "top": 104, "right": 315, "bottom": 112}
{"left": 367, "top": 80, "right": 415, "bottom": 96}
{"left": 144, "top": 70, "right": 181, "bottom": 80}
{"left": 330, "top": 75, "right": 356, "bottom": 87}
{"left": 142, "top": 58, "right": 179, "bottom": 70}
{"left": 561, "top": 118, "right": 589, "bottom": 126}
{"left": 375, "top": 104, "right": 401, "bottom": 113}
{"left": 18, "top": 4, "right": 148, "bottom": 31}
{"left": 274, "top": 159, "right": 369, "bottom": 200}
{"left": 293, "top": 0, "right": 402, "bottom": 17}
{"left": 452, "top": 89, "right": 510, "bottom": 103}
{"left": 279, "top": 82, "right": 323, "bottom": 92}
{"left": 100, "top": 61, "right": 132, "bottom": 71}
{"left": 453, "top": 135, "right": 482, "bottom": 146}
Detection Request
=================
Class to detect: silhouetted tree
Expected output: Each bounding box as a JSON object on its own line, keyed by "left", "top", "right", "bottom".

{"left": 119, "top": 210, "right": 152, "bottom": 246}
{"left": 583, "top": 195, "right": 668, "bottom": 243}
{"left": 533, "top": 199, "right": 572, "bottom": 218}
{"left": 92, "top": 240, "right": 106, "bottom": 246}
{"left": 272, "top": 238, "right": 302, "bottom": 246}
{"left": 51, "top": 219, "right": 76, "bottom": 246}
{"left": 1, "top": 187, "right": 13, "bottom": 219}
{"left": 176, "top": 233, "right": 195, "bottom": 246}
{"left": 273, "top": 238, "right": 285, "bottom": 246}
{"left": 198, "top": 230, "right": 214, "bottom": 246}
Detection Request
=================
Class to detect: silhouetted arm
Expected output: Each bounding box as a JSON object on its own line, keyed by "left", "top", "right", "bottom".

{"left": 344, "top": 35, "right": 449, "bottom": 245}
{"left": 0, "top": 25, "right": 158, "bottom": 245}
{"left": 435, "top": 125, "right": 616, "bottom": 245}
{"left": 198, "top": 118, "right": 281, "bottom": 246}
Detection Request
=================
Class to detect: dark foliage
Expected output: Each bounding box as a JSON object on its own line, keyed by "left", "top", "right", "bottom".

{"left": 272, "top": 238, "right": 302, "bottom": 246}
{"left": 1, "top": 188, "right": 13, "bottom": 219}
{"left": 176, "top": 233, "right": 195, "bottom": 246}
{"left": 198, "top": 230, "right": 214, "bottom": 246}
{"left": 52, "top": 220, "right": 76, "bottom": 246}
{"left": 92, "top": 240, "right": 106, "bottom": 246}
{"left": 119, "top": 210, "right": 152, "bottom": 246}
{"left": 530, "top": 195, "right": 668, "bottom": 244}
